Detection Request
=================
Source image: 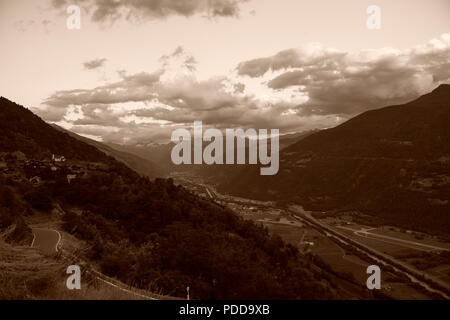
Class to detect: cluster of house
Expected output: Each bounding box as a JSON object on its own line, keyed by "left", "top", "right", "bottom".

{"left": 52, "top": 154, "right": 66, "bottom": 162}
{"left": 0, "top": 152, "right": 108, "bottom": 186}
{"left": 31, "top": 155, "right": 92, "bottom": 184}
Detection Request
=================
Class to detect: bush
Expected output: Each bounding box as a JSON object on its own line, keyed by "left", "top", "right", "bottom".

{"left": 24, "top": 188, "right": 52, "bottom": 211}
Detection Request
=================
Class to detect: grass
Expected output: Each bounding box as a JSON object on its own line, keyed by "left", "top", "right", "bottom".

{"left": 0, "top": 240, "right": 154, "bottom": 300}
{"left": 0, "top": 241, "right": 63, "bottom": 299}
{"left": 56, "top": 279, "right": 150, "bottom": 300}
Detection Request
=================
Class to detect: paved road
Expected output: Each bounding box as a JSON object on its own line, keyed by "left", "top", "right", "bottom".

{"left": 30, "top": 227, "right": 161, "bottom": 299}
{"left": 205, "top": 187, "right": 214, "bottom": 199}
{"left": 338, "top": 226, "right": 449, "bottom": 252}
{"left": 290, "top": 209, "right": 450, "bottom": 298}
{"left": 31, "top": 228, "right": 61, "bottom": 254}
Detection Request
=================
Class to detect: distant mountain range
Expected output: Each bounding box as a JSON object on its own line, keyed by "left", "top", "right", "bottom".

{"left": 52, "top": 124, "right": 166, "bottom": 179}
{"left": 106, "top": 141, "right": 175, "bottom": 172}
{"left": 106, "top": 129, "right": 317, "bottom": 182}
{"left": 218, "top": 84, "right": 450, "bottom": 235}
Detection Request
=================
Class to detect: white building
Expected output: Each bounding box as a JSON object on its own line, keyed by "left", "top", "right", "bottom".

{"left": 52, "top": 154, "right": 66, "bottom": 162}
{"left": 67, "top": 174, "right": 77, "bottom": 183}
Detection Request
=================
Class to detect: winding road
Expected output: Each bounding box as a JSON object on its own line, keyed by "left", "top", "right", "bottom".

{"left": 31, "top": 228, "right": 61, "bottom": 254}
{"left": 30, "top": 227, "right": 160, "bottom": 300}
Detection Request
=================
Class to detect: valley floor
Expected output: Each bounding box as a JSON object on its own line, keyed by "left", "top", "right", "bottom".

{"left": 170, "top": 171, "right": 450, "bottom": 300}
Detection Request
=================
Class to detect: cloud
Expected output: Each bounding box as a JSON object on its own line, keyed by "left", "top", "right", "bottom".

{"left": 52, "top": 0, "right": 250, "bottom": 23}
{"left": 43, "top": 70, "right": 163, "bottom": 108}
{"left": 237, "top": 44, "right": 346, "bottom": 77}
{"left": 37, "top": 35, "right": 450, "bottom": 144}
{"left": 83, "top": 58, "right": 107, "bottom": 70}
{"left": 39, "top": 58, "right": 309, "bottom": 144}
{"left": 233, "top": 82, "right": 245, "bottom": 93}
{"left": 159, "top": 46, "right": 198, "bottom": 72}
{"left": 237, "top": 34, "right": 450, "bottom": 115}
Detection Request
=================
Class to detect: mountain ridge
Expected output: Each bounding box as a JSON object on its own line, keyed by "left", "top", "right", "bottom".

{"left": 51, "top": 124, "right": 166, "bottom": 178}
{"left": 218, "top": 84, "right": 450, "bottom": 235}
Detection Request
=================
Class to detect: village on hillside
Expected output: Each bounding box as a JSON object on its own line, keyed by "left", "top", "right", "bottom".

{"left": 0, "top": 151, "right": 109, "bottom": 186}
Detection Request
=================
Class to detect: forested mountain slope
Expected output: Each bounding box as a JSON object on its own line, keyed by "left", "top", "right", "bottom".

{"left": 220, "top": 85, "right": 450, "bottom": 235}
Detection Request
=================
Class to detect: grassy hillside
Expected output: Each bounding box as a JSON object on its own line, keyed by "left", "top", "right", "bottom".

{"left": 0, "top": 240, "right": 153, "bottom": 300}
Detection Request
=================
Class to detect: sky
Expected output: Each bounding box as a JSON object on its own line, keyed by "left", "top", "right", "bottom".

{"left": 0, "top": 0, "right": 449, "bottom": 144}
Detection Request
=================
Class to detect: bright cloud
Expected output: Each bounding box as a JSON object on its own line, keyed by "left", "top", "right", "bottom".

{"left": 37, "top": 34, "right": 450, "bottom": 144}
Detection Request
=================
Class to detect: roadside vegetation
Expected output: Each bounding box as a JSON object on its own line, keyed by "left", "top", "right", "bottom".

{"left": 55, "top": 171, "right": 336, "bottom": 299}
{"left": 0, "top": 240, "right": 152, "bottom": 300}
